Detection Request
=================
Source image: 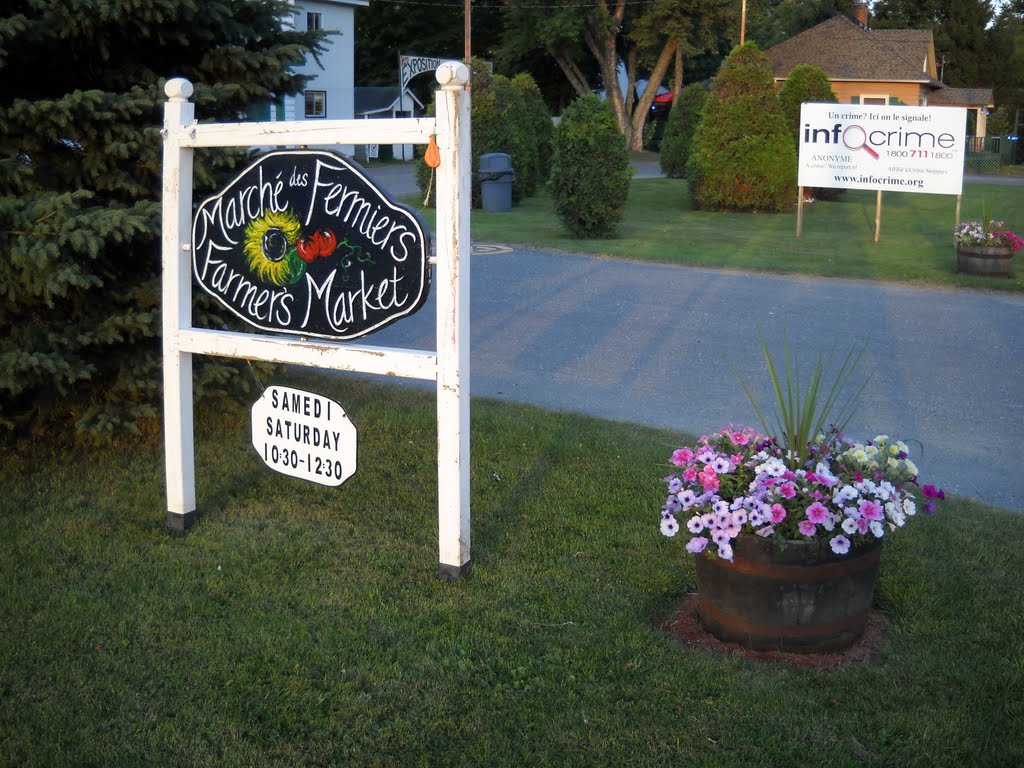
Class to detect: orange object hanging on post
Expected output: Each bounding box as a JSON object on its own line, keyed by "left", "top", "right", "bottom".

{"left": 424, "top": 134, "right": 441, "bottom": 168}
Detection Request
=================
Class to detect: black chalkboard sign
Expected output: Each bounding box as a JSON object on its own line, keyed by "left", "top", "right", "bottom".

{"left": 192, "top": 150, "right": 431, "bottom": 340}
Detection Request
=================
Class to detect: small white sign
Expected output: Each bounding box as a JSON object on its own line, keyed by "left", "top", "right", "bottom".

{"left": 798, "top": 103, "right": 967, "bottom": 195}
{"left": 251, "top": 385, "right": 357, "bottom": 487}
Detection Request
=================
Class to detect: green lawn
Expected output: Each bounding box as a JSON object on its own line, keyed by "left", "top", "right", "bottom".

{"left": 2, "top": 375, "right": 1021, "bottom": 766}
{"left": 413, "top": 177, "right": 1024, "bottom": 292}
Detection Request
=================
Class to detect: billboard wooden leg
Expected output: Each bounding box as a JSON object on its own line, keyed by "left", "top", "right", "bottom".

{"left": 797, "top": 186, "right": 804, "bottom": 238}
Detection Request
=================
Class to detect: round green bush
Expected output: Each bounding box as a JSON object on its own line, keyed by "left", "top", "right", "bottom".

{"left": 688, "top": 43, "right": 797, "bottom": 213}
{"left": 549, "top": 93, "right": 631, "bottom": 238}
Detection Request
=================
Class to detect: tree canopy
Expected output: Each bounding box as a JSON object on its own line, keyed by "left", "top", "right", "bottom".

{"left": 500, "top": 0, "right": 735, "bottom": 151}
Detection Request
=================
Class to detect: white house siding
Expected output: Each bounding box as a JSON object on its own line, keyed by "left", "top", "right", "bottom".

{"left": 287, "top": 0, "right": 368, "bottom": 154}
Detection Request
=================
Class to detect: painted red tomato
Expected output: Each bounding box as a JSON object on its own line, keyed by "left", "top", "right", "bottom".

{"left": 296, "top": 236, "right": 319, "bottom": 263}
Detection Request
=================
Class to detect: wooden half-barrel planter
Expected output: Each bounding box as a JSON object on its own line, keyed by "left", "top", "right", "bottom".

{"left": 694, "top": 534, "right": 883, "bottom": 653}
{"left": 956, "top": 244, "right": 1013, "bottom": 277}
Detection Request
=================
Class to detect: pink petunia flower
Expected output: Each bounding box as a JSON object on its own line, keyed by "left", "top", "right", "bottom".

{"left": 778, "top": 482, "right": 797, "bottom": 499}
{"left": 770, "top": 503, "right": 787, "bottom": 523}
{"left": 806, "top": 501, "right": 829, "bottom": 524}
{"left": 671, "top": 448, "right": 694, "bottom": 466}
{"left": 858, "top": 499, "right": 883, "bottom": 521}
{"left": 798, "top": 520, "right": 817, "bottom": 537}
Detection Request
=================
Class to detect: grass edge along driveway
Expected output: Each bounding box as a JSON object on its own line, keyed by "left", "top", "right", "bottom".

{"left": 442, "top": 177, "right": 1024, "bottom": 292}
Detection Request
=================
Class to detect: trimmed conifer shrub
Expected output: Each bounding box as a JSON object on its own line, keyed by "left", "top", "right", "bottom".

{"left": 688, "top": 43, "right": 797, "bottom": 213}
{"left": 660, "top": 83, "right": 709, "bottom": 179}
{"left": 511, "top": 73, "right": 554, "bottom": 197}
{"left": 549, "top": 94, "right": 631, "bottom": 238}
{"left": 778, "top": 64, "right": 843, "bottom": 201}
{"left": 0, "top": 0, "right": 319, "bottom": 440}
{"left": 778, "top": 64, "right": 837, "bottom": 141}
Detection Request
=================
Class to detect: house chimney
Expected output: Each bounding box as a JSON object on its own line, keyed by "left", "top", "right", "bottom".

{"left": 853, "top": 1, "right": 869, "bottom": 28}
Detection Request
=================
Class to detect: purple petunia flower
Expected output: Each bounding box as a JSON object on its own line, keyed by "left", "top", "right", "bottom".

{"left": 829, "top": 535, "right": 851, "bottom": 555}
{"left": 686, "top": 537, "right": 708, "bottom": 554}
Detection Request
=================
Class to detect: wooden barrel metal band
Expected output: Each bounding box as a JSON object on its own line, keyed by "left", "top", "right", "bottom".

{"left": 706, "top": 543, "right": 882, "bottom": 581}
{"left": 696, "top": 596, "right": 871, "bottom": 639}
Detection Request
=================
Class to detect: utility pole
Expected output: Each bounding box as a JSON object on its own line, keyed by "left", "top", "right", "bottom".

{"left": 740, "top": 0, "right": 746, "bottom": 45}
{"left": 465, "top": 0, "right": 472, "bottom": 89}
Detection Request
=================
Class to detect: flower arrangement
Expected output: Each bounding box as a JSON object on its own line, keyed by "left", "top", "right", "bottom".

{"left": 954, "top": 220, "right": 1024, "bottom": 252}
{"left": 660, "top": 425, "right": 945, "bottom": 561}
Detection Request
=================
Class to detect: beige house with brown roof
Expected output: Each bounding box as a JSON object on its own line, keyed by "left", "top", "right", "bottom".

{"left": 765, "top": 5, "right": 995, "bottom": 137}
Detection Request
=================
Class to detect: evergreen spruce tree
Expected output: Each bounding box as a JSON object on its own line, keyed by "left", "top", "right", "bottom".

{"left": 0, "top": 0, "right": 320, "bottom": 440}
{"left": 688, "top": 42, "right": 797, "bottom": 213}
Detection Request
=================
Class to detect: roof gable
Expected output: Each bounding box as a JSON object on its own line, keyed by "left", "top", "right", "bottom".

{"left": 766, "top": 15, "right": 932, "bottom": 83}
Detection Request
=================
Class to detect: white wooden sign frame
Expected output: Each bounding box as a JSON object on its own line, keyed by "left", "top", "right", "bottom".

{"left": 160, "top": 63, "right": 472, "bottom": 579}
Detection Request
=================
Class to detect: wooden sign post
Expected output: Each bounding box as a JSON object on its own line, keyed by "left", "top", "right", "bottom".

{"left": 161, "top": 62, "right": 473, "bottom": 579}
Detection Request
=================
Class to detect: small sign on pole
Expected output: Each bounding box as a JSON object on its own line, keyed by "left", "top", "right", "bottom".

{"left": 251, "top": 385, "right": 357, "bottom": 487}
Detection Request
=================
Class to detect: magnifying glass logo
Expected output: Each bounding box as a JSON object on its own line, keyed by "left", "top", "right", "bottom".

{"left": 842, "top": 124, "right": 880, "bottom": 158}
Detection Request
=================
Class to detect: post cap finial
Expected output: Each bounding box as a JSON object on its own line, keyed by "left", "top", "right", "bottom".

{"left": 165, "top": 78, "right": 194, "bottom": 101}
{"left": 435, "top": 61, "right": 470, "bottom": 87}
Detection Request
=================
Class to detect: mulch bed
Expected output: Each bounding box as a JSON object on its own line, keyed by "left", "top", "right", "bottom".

{"left": 661, "top": 594, "right": 889, "bottom": 670}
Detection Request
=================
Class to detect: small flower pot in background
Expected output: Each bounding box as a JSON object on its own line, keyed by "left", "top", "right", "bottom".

{"left": 954, "top": 219, "right": 1021, "bottom": 277}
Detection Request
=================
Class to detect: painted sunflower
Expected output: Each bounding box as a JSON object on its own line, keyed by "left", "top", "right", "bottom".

{"left": 243, "top": 209, "right": 305, "bottom": 286}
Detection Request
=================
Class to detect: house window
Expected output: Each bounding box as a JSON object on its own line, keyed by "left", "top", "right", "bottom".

{"left": 861, "top": 95, "right": 888, "bottom": 105}
{"left": 304, "top": 90, "right": 326, "bottom": 118}
{"left": 307, "top": 12, "right": 322, "bottom": 31}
